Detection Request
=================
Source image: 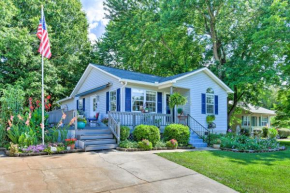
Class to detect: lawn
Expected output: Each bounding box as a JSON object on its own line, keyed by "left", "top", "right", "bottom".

{"left": 158, "top": 141, "right": 290, "bottom": 193}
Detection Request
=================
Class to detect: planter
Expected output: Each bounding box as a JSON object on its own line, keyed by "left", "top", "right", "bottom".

{"left": 69, "top": 144, "right": 75, "bottom": 150}
{"left": 77, "top": 121, "right": 86, "bottom": 129}
{"left": 67, "top": 146, "right": 71, "bottom": 150}
{"left": 213, "top": 144, "right": 220, "bottom": 149}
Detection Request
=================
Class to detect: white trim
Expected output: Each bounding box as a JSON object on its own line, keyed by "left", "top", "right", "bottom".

{"left": 131, "top": 88, "right": 157, "bottom": 113}
{"left": 57, "top": 96, "right": 73, "bottom": 104}
{"left": 91, "top": 64, "right": 121, "bottom": 80}
{"left": 109, "top": 90, "right": 117, "bottom": 112}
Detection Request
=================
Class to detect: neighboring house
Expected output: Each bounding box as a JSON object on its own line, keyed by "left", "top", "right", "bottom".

{"left": 58, "top": 63, "right": 233, "bottom": 134}
{"left": 231, "top": 103, "right": 276, "bottom": 131}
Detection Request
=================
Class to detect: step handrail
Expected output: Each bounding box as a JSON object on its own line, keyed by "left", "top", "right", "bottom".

{"left": 187, "top": 114, "right": 210, "bottom": 145}
{"left": 108, "top": 112, "right": 121, "bottom": 144}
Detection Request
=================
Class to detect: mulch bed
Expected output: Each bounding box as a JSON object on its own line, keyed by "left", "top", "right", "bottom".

{"left": 220, "top": 146, "right": 287, "bottom": 153}
{"left": 116, "top": 146, "right": 195, "bottom": 152}
{"left": 5, "top": 149, "right": 85, "bottom": 157}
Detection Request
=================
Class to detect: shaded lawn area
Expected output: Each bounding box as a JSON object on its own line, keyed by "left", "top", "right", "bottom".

{"left": 158, "top": 141, "right": 290, "bottom": 193}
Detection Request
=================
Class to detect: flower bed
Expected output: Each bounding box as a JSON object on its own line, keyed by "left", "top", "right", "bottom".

{"left": 221, "top": 146, "right": 286, "bottom": 153}
{"left": 5, "top": 148, "right": 85, "bottom": 157}
{"left": 116, "top": 146, "right": 195, "bottom": 152}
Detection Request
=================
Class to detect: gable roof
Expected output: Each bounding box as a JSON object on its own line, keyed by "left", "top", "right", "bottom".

{"left": 229, "top": 101, "right": 276, "bottom": 115}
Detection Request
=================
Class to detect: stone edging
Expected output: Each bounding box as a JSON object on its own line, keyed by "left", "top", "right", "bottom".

{"left": 221, "top": 147, "right": 287, "bottom": 153}
{"left": 6, "top": 149, "right": 85, "bottom": 157}
{"left": 116, "top": 146, "right": 195, "bottom": 152}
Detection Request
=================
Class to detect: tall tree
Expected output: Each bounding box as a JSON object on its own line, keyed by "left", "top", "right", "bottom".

{"left": 0, "top": 0, "right": 91, "bottom": 105}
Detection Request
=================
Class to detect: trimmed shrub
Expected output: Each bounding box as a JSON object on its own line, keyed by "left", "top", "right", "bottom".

{"left": 133, "top": 125, "right": 160, "bottom": 146}
{"left": 278, "top": 129, "right": 290, "bottom": 138}
{"left": 155, "top": 140, "right": 166, "bottom": 148}
{"left": 120, "top": 126, "right": 130, "bottom": 141}
{"left": 240, "top": 128, "right": 250, "bottom": 136}
{"left": 119, "top": 140, "right": 138, "bottom": 148}
{"left": 138, "top": 139, "right": 153, "bottom": 150}
{"left": 268, "top": 128, "right": 278, "bottom": 139}
{"left": 262, "top": 127, "right": 268, "bottom": 138}
{"left": 163, "top": 124, "right": 190, "bottom": 145}
{"left": 166, "top": 139, "right": 178, "bottom": 148}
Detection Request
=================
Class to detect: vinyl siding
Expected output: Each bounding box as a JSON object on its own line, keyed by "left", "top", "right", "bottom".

{"left": 60, "top": 99, "right": 74, "bottom": 111}
{"left": 174, "top": 71, "right": 228, "bottom": 134}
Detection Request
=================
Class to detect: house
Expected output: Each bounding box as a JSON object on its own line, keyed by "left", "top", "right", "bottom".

{"left": 230, "top": 102, "right": 276, "bottom": 132}
{"left": 59, "top": 63, "right": 233, "bottom": 131}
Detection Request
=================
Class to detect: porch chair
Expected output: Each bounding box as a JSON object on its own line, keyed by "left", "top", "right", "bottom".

{"left": 87, "top": 112, "right": 100, "bottom": 127}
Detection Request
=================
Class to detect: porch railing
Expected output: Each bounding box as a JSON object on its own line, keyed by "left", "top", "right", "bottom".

{"left": 109, "top": 111, "right": 173, "bottom": 128}
{"left": 187, "top": 114, "right": 210, "bottom": 145}
{"left": 108, "top": 113, "right": 121, "bottom": 144}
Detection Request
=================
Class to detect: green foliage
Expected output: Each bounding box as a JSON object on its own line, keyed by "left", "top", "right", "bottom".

{"left": 206, "top": 115, "right": 216, "bottom": 124}
{"left": 177, "top": 108, "right": 183, "bottom": 114}
{"left": 9, "top": 142, "right": 19, "bottom": 156}
{"left": 240, "top": 128, "right": 250, "bottom": 137}
{"left": 268, "top": 128, "right": 278, "bottom": 139}
{"left": 163, "top": 124, "right": 190, "bottom": 145}
{"left": 120, "top": 126, "right": 130, "bottom": 141}
{"left": 169, "top": 93, "right": 187, "bottom": 109}
{"left": 278, "top": 129, "right": 290, "bottom": 138}
{"left": 118, "top": 140, "right": 138, "bottom": 148}
{"left": 133, "top": 125, "right": 160, "bottom": 146}
{"left": 155, "top": 140, "right": 167, "bottom": 148}
{"left": 138, "top": 139, "right": 153, "bottom": 150}
{"left": 43, "top": 147, "right": 53, "bottom": 155}
{"left": 203, "top": 134, "right": 224, "bottom": 146}
{"left": 166, "top": 139, "right": 178, "bottom": 149}
{"left": 77, "top": 117, "right": 87, "bottom": 124}
{"left": 262, "top": 127, "right": 269, "bottom": 138}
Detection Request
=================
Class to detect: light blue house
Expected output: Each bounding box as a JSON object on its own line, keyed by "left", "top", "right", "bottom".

{"left": 58, "top": 64, "right": 233, "bottom": 150}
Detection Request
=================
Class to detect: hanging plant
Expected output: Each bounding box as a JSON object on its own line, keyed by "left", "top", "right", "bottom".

{"left": 206, "top": 115, "right": 216, "bottom": 124}
{"left": 169, "top": 93, "right": 187, "bottom": 109}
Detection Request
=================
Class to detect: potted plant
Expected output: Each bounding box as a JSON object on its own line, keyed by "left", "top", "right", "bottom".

{"left": 213, "top": 139, "right": 221, "bottom": 149}
{"left": 65, "top": 138, "right": 77, "bottom": 150}
{"left": 206, "top": 115, "right": 216, "bottom": 129}
{"left": 77, "top": 117, "right": 87, "bottom": 129}
{"left": 177, "top": 108, "right": 183, "bottom": 115}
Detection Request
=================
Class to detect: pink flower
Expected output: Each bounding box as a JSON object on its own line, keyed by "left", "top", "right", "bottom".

{"left": 7, "top": 127, "right": 10, "bottom": 131}
{"left": 10, "top": 116, "right": 14, "bottom": 121}
{"left": 25, "top": 119, "right": 30, "bottom": 126}
{"left": 29, "top": 113, "right": 31, "bottom": 119}
{"left": 58, "top": 121, "right": 63, "bottom": 128}
{"left": 17, "top": 114, "right": 23, "bottom": 120}
{"left": 8, "top": 120, "right": 12, "bottom": 127}
{"left": 69, "top": 117, "right": 77, "bottom": 126}
{"left": 62, "top": 113, "right": 67, "bottom": 120}
{"left": 40, "top": 123, "right": 44, "bottom": 129}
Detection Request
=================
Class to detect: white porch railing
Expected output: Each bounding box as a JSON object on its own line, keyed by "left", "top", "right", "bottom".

{"left": 108, "top": 113, "right": 121, "bottom": 144}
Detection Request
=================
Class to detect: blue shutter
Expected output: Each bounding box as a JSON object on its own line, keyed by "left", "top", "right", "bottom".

{"left": 106, "top": 92, "right": 109, "bottom": 113}
{"left": 76, "top": 100, "right": 79, "bottom": 110}
{"left": 215, "top": 95, "right": 218, "bottom": 115}
{"left": 157, "top": 92, "right": 162, "bottom": 113}
{"left": 83, "top": 98, "right": 85, "bottom": 111}
{"left": 117, "top": 88, "right": 120, "bottom": 111}
{"left": 201, "top": 93, "right": 206, "bottom": 114}
{"left": 125, "top": 88, "right": 131, "bottom": 112}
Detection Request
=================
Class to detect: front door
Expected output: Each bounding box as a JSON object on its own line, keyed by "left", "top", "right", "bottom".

{"left": 166, "top": 94, "right": 171, "bottom": 114}
{"left": 91, "top": 95, "right": 99, "bottom": 118}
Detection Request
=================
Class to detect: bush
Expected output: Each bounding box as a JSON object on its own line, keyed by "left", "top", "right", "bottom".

{"left": 166, "top": 139, "right": 178, "bottom": 148}
{"left": 278, "top": 129, "right": 290, "bottom": 138}
{"left": 119, "top": 140, "right": 138, "bottom": 148}
{"left": 120, "top": 126, "right": 130, "bottom": 141}
{"left": 268, "top": 128, "right": 278, "bottom": 139}
{"left": 204, "top": 134, "right": 223, "bottom": 146}
{"left": 163, "top": 124, "right": 190, "bottom": 145}
{"left": 155, "top": 140, "right": 166, "bottom": 148}
{"left": 262, "top": 127, "right": 268, "bottom": 138}
{"left": 133, "top": 125, "right": 160, "bottom": 146}
{"left": 240, "top": 128, "right": 250, "bottom": 136}
{"left": 138, "top": 139, "right": 153, "bottom": 150}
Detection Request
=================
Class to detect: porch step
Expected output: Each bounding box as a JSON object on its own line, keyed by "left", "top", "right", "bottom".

{"left": 77, "top": 134, "right": 113, "bottom": 140}
{"left": 76, "top": 129, "right": 112, "bottom": 135}
{"left": 85, "top": 144, "right": 117, "bottom": 151}
{"left": 193, "top": 143, "right": 208, "bottom": 148}
{"left": 189, "top": 131, "right": 208, "bottom": 148}
{"left": 79, "top": 139, "right": 116, "bottom": 149}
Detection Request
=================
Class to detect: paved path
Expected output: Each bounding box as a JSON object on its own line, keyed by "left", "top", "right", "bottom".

{"left": 0, "top": 149, "right": 237, "bottom": 193}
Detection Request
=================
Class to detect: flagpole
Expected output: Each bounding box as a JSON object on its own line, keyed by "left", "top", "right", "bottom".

{"left": 41, "top": 5, "right": 45, "bottom": 145}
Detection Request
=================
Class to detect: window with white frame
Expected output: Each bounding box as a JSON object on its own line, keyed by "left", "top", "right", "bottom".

{"left": 110, "top": 91, "right": 117, "bottom": 111}
{"left": 206, "top": 88, "right": 214, "bottom": 114}
{"left": 132, "top": 89, "right": 156, "bottom": 113}
{"left": 242, "top": 116, "right": 250, "bottom": 126}
{"left": 261, "top": 116, "right": 268, "bottom": 126}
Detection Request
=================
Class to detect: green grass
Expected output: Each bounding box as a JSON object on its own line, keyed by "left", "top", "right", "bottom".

{"left": 158, "top": 141, "right": 290, "bottom": 193}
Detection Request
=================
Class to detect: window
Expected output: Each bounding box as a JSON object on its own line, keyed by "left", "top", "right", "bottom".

{"left": 242, "top": 116, "right": 250, "bottom": 126}
{"left": 110, "top": 91, "right": 117, "bottom": 111}
{"left": 78, "top": 99, "right": 83, "bottom": 110}
{"left": 206, "top": 88, "right": 214, "bottom": 114}
{"left": 132, "top": 89, "right": 156, "bottom": 113}
{"left": 93, "top": 95, "right": 99, "bottom": 112}
{"left": 251, "top": 116, "right": 257, "bottom": 126}
{"left": 261, "top": 117, "right": 268, "bottom": 126}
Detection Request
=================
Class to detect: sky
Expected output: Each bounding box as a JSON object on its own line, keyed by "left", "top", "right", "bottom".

{"left": 80, "top": 0, "right": 108, "bottom": 42}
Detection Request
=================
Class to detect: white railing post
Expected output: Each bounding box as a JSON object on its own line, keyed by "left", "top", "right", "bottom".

{"left": 74, "top": 110, "right": 78, "bottom": 131}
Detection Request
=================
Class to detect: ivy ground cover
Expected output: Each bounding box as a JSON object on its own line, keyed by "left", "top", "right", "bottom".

{"left": 158, "top": 141, "right": 290, "bottom": 193}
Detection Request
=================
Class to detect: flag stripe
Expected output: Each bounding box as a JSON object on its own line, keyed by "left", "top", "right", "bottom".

{"left": 37, "top": 9, "right": 51, "bottom": 59}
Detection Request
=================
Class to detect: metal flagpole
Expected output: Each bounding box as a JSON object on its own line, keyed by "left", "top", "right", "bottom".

{"left": 41, "top": 5, "right": 45, "bottom": 145}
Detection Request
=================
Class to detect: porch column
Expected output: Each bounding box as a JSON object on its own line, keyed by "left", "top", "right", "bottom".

{"left": 170, "top": 86, "right": 175, "bottom": 123}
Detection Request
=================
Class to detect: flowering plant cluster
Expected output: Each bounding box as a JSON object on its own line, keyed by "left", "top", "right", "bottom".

{"left": 166, "top": 139, "right": 178, "bottom": 148}
{"left": 22, "top": 144, "right": 46, "bottom": 153}
{"left": 65, "top": 138, "right": 77, "bottom": 145}
{"left": 138, "top": 139, "right": 153, "bottom": 150}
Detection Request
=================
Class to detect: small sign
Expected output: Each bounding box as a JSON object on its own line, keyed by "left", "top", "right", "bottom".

{"left": 50, "top": 147, "right": 57, "bottom": 152}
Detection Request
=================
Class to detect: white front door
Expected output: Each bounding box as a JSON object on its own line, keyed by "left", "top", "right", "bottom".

{"left": 90, "top": 95, "right": 99, "bottom": 118}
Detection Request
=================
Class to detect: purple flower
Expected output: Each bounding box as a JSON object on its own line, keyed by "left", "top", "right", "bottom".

{"left": 22, "top": 144, "right": 46, "bottom": 153}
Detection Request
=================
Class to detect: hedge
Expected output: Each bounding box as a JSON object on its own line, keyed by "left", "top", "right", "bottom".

{"left": 163, "top": 124, "right": 190, "bottom": 145}
{"left": 120, "top": 126, "right": 130, "bottom": 141}
{"left": 278, "top": 129, "right": 290, "bottom": 138}
{"left": 133, "top": 125, "right": 160, "bottom": 146}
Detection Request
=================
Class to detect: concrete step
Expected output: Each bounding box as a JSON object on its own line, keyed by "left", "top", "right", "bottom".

{"left": 77, "top": 134, "right": 114, "bottom": 140}
{"left": 76, "top": 128, "right": 111, "bottom": 135}
{"left": 85, "top": 144, "right": 117, "bottom": 151}
{"left": 79, "top": 139, "right": 116, "bottom": 149}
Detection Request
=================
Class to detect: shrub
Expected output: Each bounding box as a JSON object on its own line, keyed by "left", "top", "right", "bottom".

{"left": 240, "top": 128, "right": 250, "bottom": 136}
{"left": 262, "top": 127, "right": 268, "bottom": 138}
{"left": 166, "top": 139, "right": 178, "bottom": 148}
{"left": 278, "top": 129, "right": 290, "bottom": 138}
{"left": 204, "top": 134, "right": 224, "bottom": 146}
{"left": 138, "top": 139, "right": 153, "bottom": 150}
{"left": 155, "top": 140, "right": 166, "bottom": 148}
{"left": 133, "top": 125, "right": 160, "bottom": 146}
{"left": 163, "top": 124, "right": 190, "bottom": 145}
{"left": 268, "top": 128, "right": 278, "bottom": 139}
{"left": 119, "top": 140, "right": 138, "bottom": 148}
{"left": 120, "top": 126, "right": 130, "bottom": 141}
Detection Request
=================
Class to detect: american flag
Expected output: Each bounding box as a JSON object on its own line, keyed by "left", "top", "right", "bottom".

{"left": 37, "top": 8, "right": 51, "bottom": 59}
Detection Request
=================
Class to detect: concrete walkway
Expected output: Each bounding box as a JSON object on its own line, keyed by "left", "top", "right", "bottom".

{"left": 0, "top": 149, "right": 237, "bottom": 193}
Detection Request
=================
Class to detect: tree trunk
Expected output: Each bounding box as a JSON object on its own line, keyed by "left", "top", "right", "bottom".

{"left": 227, "top": 86, "right": 244, "bottom": 129}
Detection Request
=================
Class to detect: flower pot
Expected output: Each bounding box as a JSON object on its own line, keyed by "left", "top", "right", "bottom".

{"left": 69, "top": 144, "right": 75, "bottom": 150}
{"left": 77, "top": 121, "right": 86, "bottom": 129}
{"left": 213, "top": 144, "right": 220, "bottom": 149}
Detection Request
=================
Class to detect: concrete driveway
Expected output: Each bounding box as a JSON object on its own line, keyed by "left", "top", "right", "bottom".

{"left": 0, "top": 149, "right": 237, "bottom": 193}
